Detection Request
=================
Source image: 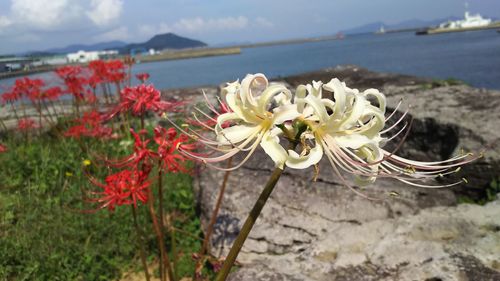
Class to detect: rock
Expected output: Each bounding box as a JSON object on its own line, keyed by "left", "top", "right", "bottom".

{"left": 191, "top": 65, "right": 500, "bottom": 280}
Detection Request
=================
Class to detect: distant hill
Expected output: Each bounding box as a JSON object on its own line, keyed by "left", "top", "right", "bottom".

{"left": 24, "top": 33, "right": 206, "bottom": 56}
{"left": 120, "top": 33, "right": 207, "bottom": 54}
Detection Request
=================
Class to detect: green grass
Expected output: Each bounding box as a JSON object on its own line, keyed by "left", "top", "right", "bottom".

{"left": 458, "top": 177, "right": 500, "bottom": 205}
{"left": 0, "top": 131, "right": 203, "bottom": 280}
{"left": 420, "top": 77, "right": 467, "bottom": 90}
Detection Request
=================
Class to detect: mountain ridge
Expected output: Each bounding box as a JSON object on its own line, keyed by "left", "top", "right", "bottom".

{"left": 119, "top": 33, "right": 207, "bottom": 54}
{"left": 27, "top": 33, "right": 207, "bottom": 56}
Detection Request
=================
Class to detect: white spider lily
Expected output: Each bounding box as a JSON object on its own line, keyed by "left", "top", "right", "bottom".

{"left": 173, "top": 73, "right": 300, "bottom": 170}
{"left": 287, "top": 78, "right": 477, "bottom": 196}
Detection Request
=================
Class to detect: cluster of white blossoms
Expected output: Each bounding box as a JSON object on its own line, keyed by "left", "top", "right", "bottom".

{"left": 173, "top": 73, "right": 477, "bottom": 191}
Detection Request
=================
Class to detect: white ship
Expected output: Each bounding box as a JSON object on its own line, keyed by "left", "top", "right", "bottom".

{"left": 438, "top": 5, "right": 492, "bottom": 29}
{"left": 416, "top": 3, "right": 500, "bottom": 35}
{"left": 375, "top": 25, "right": 385, "bottom": 34}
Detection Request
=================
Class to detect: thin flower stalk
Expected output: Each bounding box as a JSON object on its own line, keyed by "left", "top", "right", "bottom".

{"left": 131, "top": 205, "right": 151, "bottom": 281}
{"left": 215, "top": 166, "right": 286, "bottom": 281}
{"left": 146, "top": 186, "right": 175, "bottom": 281}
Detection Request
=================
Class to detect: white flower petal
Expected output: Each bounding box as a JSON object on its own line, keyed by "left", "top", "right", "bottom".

{"left": 224, "top": 93, "right": 260, "bottom": 124}
{"left": 258, "top": 84, "right": 291, "bottom": 113}
{"left": 272, "top": 104, "right": 301, "bottom": 124}
{"left": 338, "top": 94, "right": 366, "bottom": 130}
{"left": 260, "top": 129, "right": 288, "bottom": 169}
{"left": 304, "top": 94, "right": 329, "bottom": 123}
{"left": 334, "top": 134, "right": 372, "bottom": 149}
{"left": 363, "top": 88, "right": 386, "bottom": 114}
{"left": 323, "top": 78, "right": 347, "bottom": 120}
{"left": 216, "top": 124, "right": 260, "bottom": 145}
{"left": 240, "top": 73, "right": 267, "bottom": 108}
{"left": 286, "top": 142, "right": 323, "bottom": 169}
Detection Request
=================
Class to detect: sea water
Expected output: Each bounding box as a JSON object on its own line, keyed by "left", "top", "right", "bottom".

{"left": 2, "top": 30, "right": 500, "bottom": 90}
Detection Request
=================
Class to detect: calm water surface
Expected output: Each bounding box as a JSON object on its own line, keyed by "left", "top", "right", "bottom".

{"left": 2, "top": 30, "right": 500, "bottom": 90}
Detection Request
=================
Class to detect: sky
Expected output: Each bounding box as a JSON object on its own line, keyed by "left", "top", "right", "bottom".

{"left": 0, "top": 0, "right": 499, "bottom": 54}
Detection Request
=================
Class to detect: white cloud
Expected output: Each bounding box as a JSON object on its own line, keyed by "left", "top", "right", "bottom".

{"left": 138, "top": 23, "right": 171, "bottom": 38}
{"left": 10, "top": 0, "right": 81, "bottom": 29}
{"left": 255, "top": 17, "right": 274, "bottom": 28}
{"left": 138, "top": 16, "right": 249, "bottom": 38}
{"left": 13, "top": 33, "right": 41, "bottom": 43}
{"left": 0, "top": 15, "right": 12, "bottom": 28}
{"left": 173, "top": 16, "right": 249, "bottom": 33}
{"left": 93, "top": 26, "right": 129, "bottom": 42}
{"left": 87, "top": 0, "right": 123, "bottom": 27}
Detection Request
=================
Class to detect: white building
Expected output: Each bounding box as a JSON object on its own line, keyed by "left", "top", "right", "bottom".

{"left": 66, "top": 50, "right": 119, "bottom": 63}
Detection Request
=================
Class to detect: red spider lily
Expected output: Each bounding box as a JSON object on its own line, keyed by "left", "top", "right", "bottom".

{"left": 40, "top": 86, "right": 63, "bottom": 101}
{"left": 128, "top": 129, "right": 157, "bottom": 165}
{"left": 64, "top": 110, "right": 113, "bottom": 139}
{"left": 102, "top": 129, "right": 157, "bottom": 168}
{"left": 135, "top": 73, "right": 150, "bottom": 83}
{"left": 154, "top": 126, "right": 197, "bottom": 173}
{"left": 89, "top": 169, "right": 151, "bottom": 211}
{"left": 18, "top": 118, "right": 38, "bottom": 131}
{"left": 105, "top": 60, "right": 127, "bottom": 84}
{"left": 10, "top": 77, "right": 45, "bottom": 101}
{"left": 55, "top": 65, "right": 88, "bottom": 101}
{"left": 0, "top": 143, "right": 7, "bottom": 153}
{"left": 106, "top": 84, "right": 179, "bottom": 118}
{"left": 1, "top": 91, "right": 21, "bottom": 104}
{"left": 88, "top": 60, "right": 106, "bottom": 87}
{"left": 88, "top": 59, "right": 127, "bottom": 85}
{"left": 85, "top": 89, "right": 97, "bottom": 104}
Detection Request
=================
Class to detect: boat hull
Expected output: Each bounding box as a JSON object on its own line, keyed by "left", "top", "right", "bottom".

{"left": 416, "top": 22, "right": 500, "bottom": 35}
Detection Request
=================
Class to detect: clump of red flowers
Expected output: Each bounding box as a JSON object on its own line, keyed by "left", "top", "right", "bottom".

{"left": 89, "top": 169, "right": 151, "bottom": 211}
{"left": 154, "top": 126, "right": 197, "bottom": 173}
{"left": 0, "top": 143, "right": 7, "bottom": 153}
{"left": 135, "top": 73, "right": 150, "bottom": 83}
{"left": 64, "top": 110, "right": 113, "bottom": 139}
{"left": 107, "top": 84, "right": 179, "bottom": 118}
{"left": 11, "top": 77, "right": 45, "bottom": 102}
{"left": 55, "top": 66, "right": 88, "bottom": 101}
{"left": 88, "top": 59, "right": 127, "bottom": 87}
{"left": 18, "top": 118, "right": 38, "bottom": 131}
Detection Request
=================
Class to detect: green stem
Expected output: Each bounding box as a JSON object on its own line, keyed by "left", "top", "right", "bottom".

{"left": 171, "top": 225, "right": 178, "bottom": 281}
{"left": 157, "top": 161, "right": 165, "bottom": 281}
{"left": 162, "top": 170, "right": 178, "bottom": 280}
{"left": 146, "top": 187, "right": 175, "bottom": 281}
{"left": 215, "top": 166, "right": 285, "bottom": 281}
{"left": 131, "top": 205, "right": 151, "bottom": 281}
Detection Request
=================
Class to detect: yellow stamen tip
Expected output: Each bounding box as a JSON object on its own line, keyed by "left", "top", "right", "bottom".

{"left": 65, "top": 172, "right": 73, "bottom": 177}
{"left": 462, "top": 178, "right": 468, "bottom": 184}
{"left": 83, "top": 159, "right": 91, "bottom": 166}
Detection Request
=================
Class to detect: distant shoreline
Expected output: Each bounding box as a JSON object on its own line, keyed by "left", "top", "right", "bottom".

{"left": 0, "top": 35, "right": 348, "bottom": 82}
{"left": 0, "top": 47, "right": 242, "bottom": 81}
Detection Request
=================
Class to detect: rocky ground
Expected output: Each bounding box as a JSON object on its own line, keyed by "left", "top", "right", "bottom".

{"left": 2, "top": 65, "right": 499, "bottom": 280}
{"left": 186, "top": 66, "right": 500, "bottom": 280}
